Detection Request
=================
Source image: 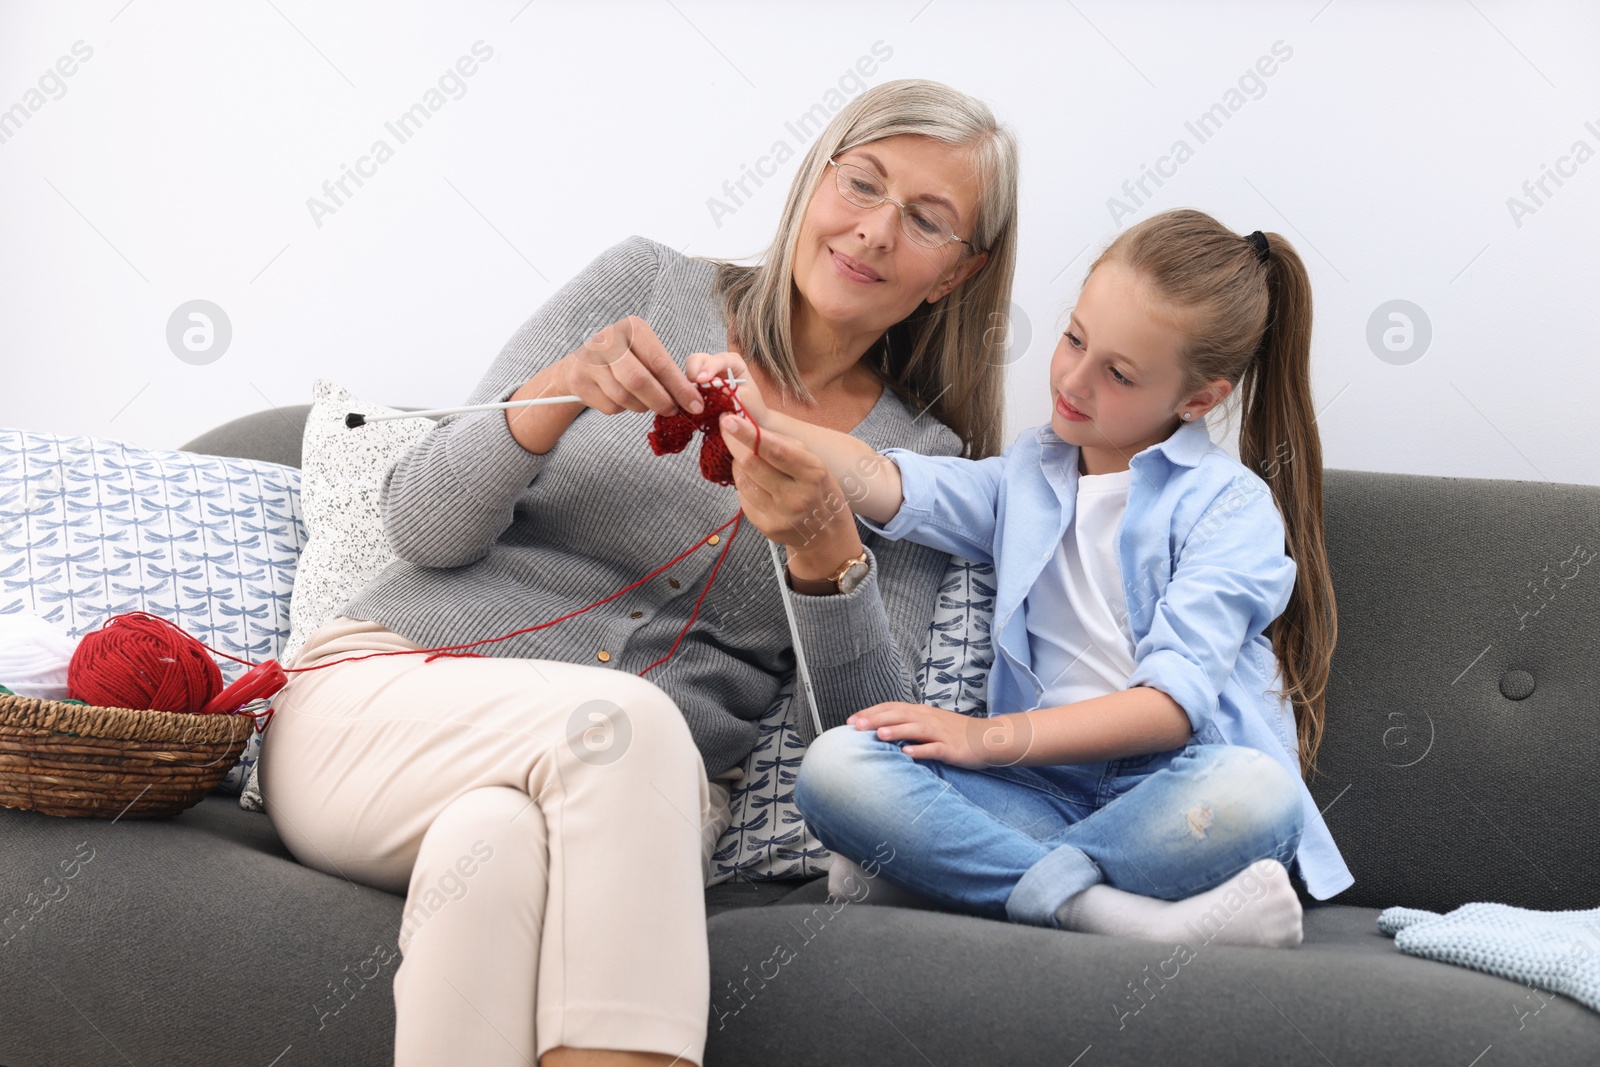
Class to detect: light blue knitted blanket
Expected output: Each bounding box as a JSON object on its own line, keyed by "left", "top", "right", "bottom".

{"left": 1378, "top": 904, "right": 1600, "bottom": 1015}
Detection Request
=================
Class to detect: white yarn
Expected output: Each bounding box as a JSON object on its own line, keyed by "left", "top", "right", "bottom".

{"left": 0, "top": 612, "right": 78, "bottom": 700}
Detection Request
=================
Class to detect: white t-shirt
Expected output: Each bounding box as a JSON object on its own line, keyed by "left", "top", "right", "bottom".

{"left": 1024, "top": 466, "right": 1137, "bottom": 708}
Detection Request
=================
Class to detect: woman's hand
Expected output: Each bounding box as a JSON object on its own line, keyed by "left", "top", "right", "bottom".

{"left": 717, "top": 411, "right": 858, "bottom": 559}
{"left": 504, "top": 319, "right": 737, "bottom": 455}
{"left": 685, "top": 350, "right": 771, "bottom": 428}
{"left": 848, "top": 703, "right": 1027, "bottom": 769}
{"left": 557, "top": 315, "right": 708, "bottom": 417}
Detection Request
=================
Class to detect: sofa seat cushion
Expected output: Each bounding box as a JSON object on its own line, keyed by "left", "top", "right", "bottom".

{"left": 0, "top": 797, "right": 403, "bottom": 1067}
{"left": 702, "top": 877, "right": 1600, "bottom": 1065}
{"left": 7, "top": 795, "right": 1598, "bottom": 1066}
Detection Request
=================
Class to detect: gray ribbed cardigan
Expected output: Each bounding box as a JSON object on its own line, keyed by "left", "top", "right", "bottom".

{"left": 338, "top": 236, "right": 966, "bottom": 777}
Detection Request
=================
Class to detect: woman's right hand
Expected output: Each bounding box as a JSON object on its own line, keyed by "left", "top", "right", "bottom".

{"left": 555, "top": 315, "right": 708, "bottom": 418}
{"left": 504, "top": 316, "right": 710, "bottom": 456}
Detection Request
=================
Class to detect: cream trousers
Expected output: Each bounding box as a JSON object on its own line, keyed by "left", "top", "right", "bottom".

{"left": 259, "top": 614, "right": 738, "bottom": 1067}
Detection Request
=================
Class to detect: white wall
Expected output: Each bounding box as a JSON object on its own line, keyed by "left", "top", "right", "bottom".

{"left": 2, "top": 0, "right": 1595, "bottom": 485}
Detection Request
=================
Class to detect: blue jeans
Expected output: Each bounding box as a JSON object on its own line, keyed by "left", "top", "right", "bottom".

{"left": 793, "top": 725, "right": 1305, "bottom": 928}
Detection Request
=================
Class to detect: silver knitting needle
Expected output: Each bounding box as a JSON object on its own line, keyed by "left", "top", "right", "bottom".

{"left": 768, "top": 539, "right": 825, "bottom": 739}
{"left": 345, "top": 378, "right": 748, "bottom": 428}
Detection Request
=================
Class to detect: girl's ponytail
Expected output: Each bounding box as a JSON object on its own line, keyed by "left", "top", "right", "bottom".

{"left": 1089, "top": 210, "right": 1338, "bottom": 779}
{"left": 1235, "top": 235, "right": 1337, "bottom": 779}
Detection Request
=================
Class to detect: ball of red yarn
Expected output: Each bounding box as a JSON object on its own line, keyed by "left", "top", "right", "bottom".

{"left": 648, "top": 377, "right": 746, "bottom": 486}
{"left": 67, "top": 611, "right": 223, "bottom": 714}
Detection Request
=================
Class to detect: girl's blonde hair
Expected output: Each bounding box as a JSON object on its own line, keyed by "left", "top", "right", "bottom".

{"left": 1090, "top": 208, "right": 1337, "bottom": 779}
{"left": 705, "top": 78, "right": 1019, "bottom": 460}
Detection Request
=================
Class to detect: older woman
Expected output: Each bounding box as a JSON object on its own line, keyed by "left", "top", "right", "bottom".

{"left": 260, "top": 78, "right": 1017, "bottom": 1067}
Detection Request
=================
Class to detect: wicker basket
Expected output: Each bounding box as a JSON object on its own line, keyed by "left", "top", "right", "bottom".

{"left": 0, "top": 691, "right": 258, "bottom": 819}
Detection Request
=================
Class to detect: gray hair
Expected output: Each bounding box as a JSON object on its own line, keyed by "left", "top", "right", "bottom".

{"left": 707, "top": 78, "right": 1019, "bottom": 459}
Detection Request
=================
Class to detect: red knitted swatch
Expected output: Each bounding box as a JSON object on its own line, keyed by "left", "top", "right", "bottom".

{"left": 647, "top": 377, "right": 747, "bottom": 486}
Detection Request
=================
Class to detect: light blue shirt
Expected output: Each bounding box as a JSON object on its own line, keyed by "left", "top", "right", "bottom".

{"left": 858, "top": 418, "right": 1354, "bottom": 901}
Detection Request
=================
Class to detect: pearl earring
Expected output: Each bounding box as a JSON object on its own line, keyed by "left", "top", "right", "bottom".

{"left": 1181, "top": 412, "right": 1193, "bottom": 421}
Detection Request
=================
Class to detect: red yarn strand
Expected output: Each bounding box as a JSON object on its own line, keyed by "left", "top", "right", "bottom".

{"left": 64, "top": 377, "right": 766, "bottom": 737}
{"left": 278, "top": 508, "right": 747, "bottom": 674}
{"left": 637, "top": 511, "right": 744, "bottom": 676}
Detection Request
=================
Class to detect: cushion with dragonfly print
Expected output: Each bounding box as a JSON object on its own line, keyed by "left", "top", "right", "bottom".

{"left": 0, "top": 426, "right": 305, "bottom": 795}
{"left": 706, "top": 555, "right": 996, "bottom": 884}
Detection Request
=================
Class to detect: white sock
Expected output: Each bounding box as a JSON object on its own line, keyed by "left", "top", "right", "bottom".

{"left": 1054, "top": 858, "right": 1303, "bottom": 949}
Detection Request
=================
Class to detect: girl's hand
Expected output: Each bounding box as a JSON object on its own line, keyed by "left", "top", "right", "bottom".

{"left": 685, "top": 349, "right": 771, "bottom": 427}
{"left": 558, "top": 315, "right": 707, "bottom": 417}
{"left": 848, "top": 703, "right": 1018, "bottom": 769}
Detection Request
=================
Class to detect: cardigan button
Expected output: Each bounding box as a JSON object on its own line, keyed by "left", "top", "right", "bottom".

{"left": 596, "top": 650, "right": 611, "bottom": 663}
{"left": 668, "top": 578, "right": 680, "bottom": 589}
{"left": 629, "top": 611, "right": 643, "bottom": 619}
{"left": 707, "top": 534, "right": 720, "bottom": 546}
{"left": 1499, "top": 669, "right": 1534, "bottom": 700}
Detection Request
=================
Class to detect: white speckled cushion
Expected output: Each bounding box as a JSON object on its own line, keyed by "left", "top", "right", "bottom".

{"left": 239, "top": 379, "right": 434, "bottom": 811}
{"left": 706, "top": 556, "right": 997, "bottom": 884}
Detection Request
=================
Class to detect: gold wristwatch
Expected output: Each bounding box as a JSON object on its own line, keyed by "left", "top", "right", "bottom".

{"left": 785, "top": 548, "right": 870, "bottom": 596}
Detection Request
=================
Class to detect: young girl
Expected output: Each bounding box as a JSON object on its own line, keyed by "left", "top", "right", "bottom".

{"left": 688, "top": 208, "right": 1353, "bottom": 949}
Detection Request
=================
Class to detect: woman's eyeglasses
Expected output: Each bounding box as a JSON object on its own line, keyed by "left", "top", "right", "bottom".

{"left": 827, "top": 158, "right": 981, "bottom": 255}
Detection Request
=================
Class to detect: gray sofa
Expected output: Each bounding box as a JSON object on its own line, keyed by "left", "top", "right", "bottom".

{"left": 2, "top": 404, "right": 1597, "bottom": 1066}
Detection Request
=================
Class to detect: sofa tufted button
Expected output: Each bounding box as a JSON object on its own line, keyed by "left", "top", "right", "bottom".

{"left": 1500, "top": 669, "right": 1534, "bottom": 700}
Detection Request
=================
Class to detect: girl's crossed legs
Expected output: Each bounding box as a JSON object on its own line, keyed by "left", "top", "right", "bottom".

{"left": 795, "top": 724, "right": 1305, "bottom": 947}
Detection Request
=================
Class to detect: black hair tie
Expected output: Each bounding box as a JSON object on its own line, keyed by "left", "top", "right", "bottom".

{"left": 1245, "top": 230, "right": 1270, "bottom": 264}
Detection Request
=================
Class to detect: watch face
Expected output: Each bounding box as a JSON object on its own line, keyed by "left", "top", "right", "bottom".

{"left": 837, "top": 559, "right": 870, "bottom": 595}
